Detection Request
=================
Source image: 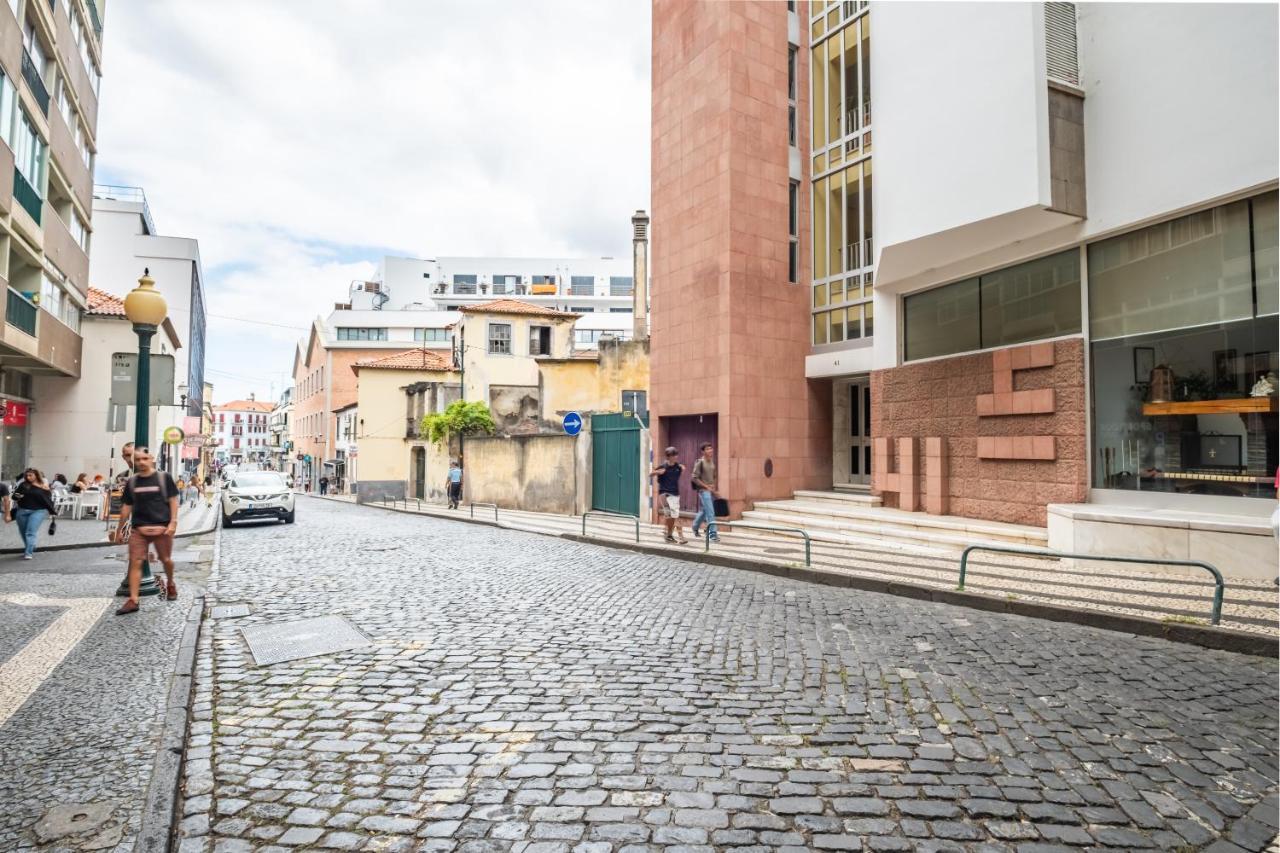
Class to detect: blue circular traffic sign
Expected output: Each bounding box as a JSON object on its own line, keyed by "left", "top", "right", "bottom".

{"left": 563, "top": 412, "right": 583, "bottom": 436}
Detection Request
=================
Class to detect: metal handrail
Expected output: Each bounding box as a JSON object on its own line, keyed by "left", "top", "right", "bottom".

{"left": 958, "top": 545, "right": 1226, "bottom": 626}
{"left": 582, "top": 510, "right": 640, "bottom": 543}
{"left": 706, "top": 521, "right": 812, "bottom": 567}
{"left": 470, "top": 502, "right": 498, "bottom": 521}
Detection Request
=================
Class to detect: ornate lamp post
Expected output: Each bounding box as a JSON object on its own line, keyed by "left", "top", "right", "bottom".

{"left": 116, "top": 269, "right": 168, "bottom": 598}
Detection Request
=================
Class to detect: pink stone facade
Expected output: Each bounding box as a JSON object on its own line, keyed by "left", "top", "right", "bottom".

{"left": 650, "top": 0, "right": 830, "bottom": 516}
{"left": 871, "top": 338, "right": 1089, "bottom": 526}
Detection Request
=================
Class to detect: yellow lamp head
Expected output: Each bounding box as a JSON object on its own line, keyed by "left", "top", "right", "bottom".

{"left": 123, "top": 268, "right": 168, "bottom": 326}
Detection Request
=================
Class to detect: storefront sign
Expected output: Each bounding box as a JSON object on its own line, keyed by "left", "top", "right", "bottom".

{"left": 2, "top": 401, "right": 28, "bottom": 426}
{"left": 183, "top": 435, "right": 206, "bottom": 447}
{"left": 163, "top": 426, "right": 185, "bottom": 445}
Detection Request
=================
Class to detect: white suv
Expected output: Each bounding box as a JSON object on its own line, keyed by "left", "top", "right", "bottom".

{"left": 221, "top": 471, "right": 296, "bottom": 527}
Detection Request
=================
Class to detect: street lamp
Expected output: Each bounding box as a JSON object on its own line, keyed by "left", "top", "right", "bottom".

{"left": 116, "top": 268, "right": 168, "bottom": 599}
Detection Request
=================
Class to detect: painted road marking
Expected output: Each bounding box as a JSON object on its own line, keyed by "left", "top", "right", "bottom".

{"left": 0, "top": 593, "right": 111, "bottom": 727}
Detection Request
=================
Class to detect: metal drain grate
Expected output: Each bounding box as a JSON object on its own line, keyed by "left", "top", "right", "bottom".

{"left": 240, "top": 616, "right": 370, "bottom": 666}
{"left": 210, "top": 603, "right": 250, "bottom": 619}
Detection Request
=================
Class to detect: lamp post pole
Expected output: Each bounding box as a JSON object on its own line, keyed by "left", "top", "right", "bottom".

{"left": 115, "top": 269, "right": 167, "bottom": 598}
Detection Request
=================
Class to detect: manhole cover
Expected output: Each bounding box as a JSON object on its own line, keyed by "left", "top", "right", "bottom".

{"left": 33, "top": 802, "right": 114, "bottom": 842}
{"left": 240, "top": 616, "right": 371, "bottom": 666}
{"left": 210, "top": 603, "right": 250, "bottom": 619}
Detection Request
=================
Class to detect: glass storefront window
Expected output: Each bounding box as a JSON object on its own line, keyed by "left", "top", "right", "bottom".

{"left": 903, "top": 250, "right": 1080, "bottom": 361}
{"left": 1089, "top": 193, "right": 1278, "bottom": 500}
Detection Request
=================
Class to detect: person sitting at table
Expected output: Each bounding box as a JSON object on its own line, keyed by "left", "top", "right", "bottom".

{"left": 70, "top": 473, "right": 89, "bottom": 494}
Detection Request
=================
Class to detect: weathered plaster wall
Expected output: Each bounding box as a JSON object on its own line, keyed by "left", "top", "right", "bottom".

{"left": 464, "top": 434, "right": 580, "bottom": 515}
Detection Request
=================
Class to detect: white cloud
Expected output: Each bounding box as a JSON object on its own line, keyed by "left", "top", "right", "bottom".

{"left": 95, "top": 0, "right": 651, "bottom": 402}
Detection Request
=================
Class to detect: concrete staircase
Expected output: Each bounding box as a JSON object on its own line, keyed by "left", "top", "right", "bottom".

{"left": 738, "top": 489, "right": 1048, "bottom": 554}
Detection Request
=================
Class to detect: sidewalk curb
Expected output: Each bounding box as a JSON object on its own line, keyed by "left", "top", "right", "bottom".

{"left": 0, "top": 516, "right": 218, "bottom": 556}
{"left": 134, "top": 570, "right": 209, "bottom": 851}
{"left": 559, "top": 533, "right": 1279, "bottom": 659}
{"left": 336, "top": 496, "right": 1278, "bottom": 659}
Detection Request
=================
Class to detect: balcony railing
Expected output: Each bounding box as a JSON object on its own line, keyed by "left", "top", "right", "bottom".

{"left": 6, "top": 289, "right": 37, "bottom": 336}
{"left": 13, "top": 168, "right": 42, "bottom": 224}
{"left": 92, "top": 185, "right": 157, "bottom": 235}
{"left": 21, "top": 49, "right": 49, "bottom": 116}
{"left": 85, "top": 0, "right": 103, "bottom": 39}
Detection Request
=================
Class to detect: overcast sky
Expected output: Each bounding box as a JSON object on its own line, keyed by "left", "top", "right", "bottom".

{"left": 95, "top": 1, "right": 651, "bottom": 403}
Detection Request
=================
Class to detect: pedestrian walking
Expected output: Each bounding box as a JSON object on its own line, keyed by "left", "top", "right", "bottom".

{"left": 690, "top": 442, "right": 720, "bottom": 542}
{"left": 12, "top": 469, "right": 57, "bottom": 559}
{"left": 114, "top": 447, "right": 180, "bottom": 615}
{"left": 651, "top": 446, "right": 688, "bottom": 544}
{"left": 185, "top": 477, "right": 199, "bottom": 507}
{"left": 446, "top": 461, "right": 463, "bottom": 509}
{"left": 319, "top": 476, "right": 329, "bottom": 496}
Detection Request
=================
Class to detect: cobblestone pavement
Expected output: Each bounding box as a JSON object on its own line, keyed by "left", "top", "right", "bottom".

{"left": 327, "top": 497, "right": 1280, "bottom": 637}
{"left": 0, "top": 535, "right": 214, "bottom": 852}
{"left": 187, "top": 498, "right": 1279, "bottom": 852}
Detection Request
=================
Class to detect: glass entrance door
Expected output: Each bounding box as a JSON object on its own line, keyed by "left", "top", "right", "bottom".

{"left": 833, "top": 378, "right": 872, "bottom": 487}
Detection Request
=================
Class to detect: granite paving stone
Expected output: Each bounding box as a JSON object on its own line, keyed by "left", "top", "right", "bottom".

{"left": 184, "top": 498, "right": 1279, "bottom": 851}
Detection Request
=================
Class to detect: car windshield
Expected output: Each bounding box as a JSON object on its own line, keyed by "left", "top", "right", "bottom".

{"left": 232, "top": 473, "right": 285, "bottom": 489}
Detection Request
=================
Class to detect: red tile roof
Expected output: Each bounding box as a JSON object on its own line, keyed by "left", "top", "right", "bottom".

{"left": 458, "top": 299, "right": 578, "bottom": 319}
{"left": 86, "top": 286, "right": 126, "bottom": 316}
{"left": 214, "top": 400, "right": 275, "bottom": 413}
{"left": 352, "top": 348, "right": 454, "bottom": 372}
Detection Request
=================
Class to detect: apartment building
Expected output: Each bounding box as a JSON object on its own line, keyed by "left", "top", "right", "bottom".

{"left": 267, "top": 387, "right": 292, "bottom": 472}
{"left": 0, "top": 0, "right": 104, "bottom": 478}
{"left": 355, "top": 254, "right": 639, "bottom": 316}
{"left": 651, "top": 1, "right": 1277, "bottom": 576}
{"left": 213, "top": 398, "right": 273, "bottom": 465}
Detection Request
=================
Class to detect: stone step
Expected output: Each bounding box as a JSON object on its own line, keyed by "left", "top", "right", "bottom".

{"left": 791, "top": 489, "right": 883, "bottom": 507}
{"left": 751, "top": 498, "right": 1046, "bottom": 541}
{"left": 740, "top": 505, "right": 1046, "bottom": 551}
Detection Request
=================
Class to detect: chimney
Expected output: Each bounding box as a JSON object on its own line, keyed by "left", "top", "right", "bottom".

{"left": 631, "top": 210, "right": 650, "bottom": 341}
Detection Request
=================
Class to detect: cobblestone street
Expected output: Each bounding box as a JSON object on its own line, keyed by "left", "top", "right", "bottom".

{"left": 188, "top": 497, "right": 1279, "bottom": 852}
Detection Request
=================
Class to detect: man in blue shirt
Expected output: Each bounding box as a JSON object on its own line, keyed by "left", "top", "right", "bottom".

{"left": 446, "top": 461, "right": 463, "bottom": 509}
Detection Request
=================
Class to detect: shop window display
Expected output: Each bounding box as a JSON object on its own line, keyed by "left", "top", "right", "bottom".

{"left": 1089, "top": 193, "right": 1278, "bottom": 500}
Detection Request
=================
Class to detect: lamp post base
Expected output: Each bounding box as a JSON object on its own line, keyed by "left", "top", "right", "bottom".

{"left": 114, "top": 560, "right": 164, "bottom": 597}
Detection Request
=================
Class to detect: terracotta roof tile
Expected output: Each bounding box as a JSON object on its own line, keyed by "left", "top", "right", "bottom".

{"left": 215, "top": 400, "right": 275, "bottom": 413}
{"left": 353, "top": 348, "right": 454, "bottom": 372}
{"left": 458, "top": 299, "right": 578, "bottom": 319}
{"left": 86, "top": 286, "right": 127, "bottom": 316}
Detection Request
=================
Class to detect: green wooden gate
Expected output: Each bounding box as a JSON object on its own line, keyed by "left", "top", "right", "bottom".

{"left": 591, "top": 413, "right": 641, "bottom": 516}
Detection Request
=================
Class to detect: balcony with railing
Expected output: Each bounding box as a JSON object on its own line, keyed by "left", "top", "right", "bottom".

{"left": 6, "top": 289, "right": 37, "bottom": 336}
{"left": 843, "top": 239, "right": 874, "bottom": 271}
{"left": 13, "top": 169, "right": 41, "bottom": 224}
{"left": 21, "top": 49, "right": 49, "bottom": 115}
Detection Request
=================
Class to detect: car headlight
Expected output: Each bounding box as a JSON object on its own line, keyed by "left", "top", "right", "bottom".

{"left": 229, "top": 497, "right": 240, "bottom": 503}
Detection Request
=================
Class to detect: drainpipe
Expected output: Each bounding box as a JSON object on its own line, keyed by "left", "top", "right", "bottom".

{"left": 631, "top": 210, "right": 649, "bottom": 341}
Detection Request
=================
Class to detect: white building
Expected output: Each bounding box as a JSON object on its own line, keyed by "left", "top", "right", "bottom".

{"left": 332, "top": 402, "right": 357, "bottom": 492}
{"left": 350, "top": 254, "right": 639, "bottom": 315}
{"left": 268, "top": 387, "right": 293, "bottom": 471}
{"left": 88, "top": 186, "right": 207, "bottom": 421}
{"left": 28, "top": 287, "right": 184, "bottom": 480}
{"left": 213, "top": 398, "right": 273, "bottom": 465}
{"left": 811, "top": 1, "right": 1278, "bottom": 573}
